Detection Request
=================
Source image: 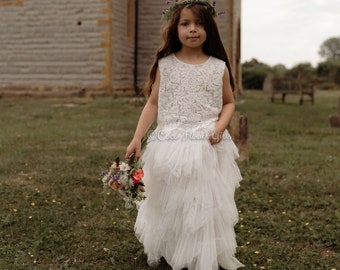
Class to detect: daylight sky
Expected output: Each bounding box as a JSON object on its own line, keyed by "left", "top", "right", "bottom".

{"left": 241, "top": 0, "right": 340, "bottom": 68}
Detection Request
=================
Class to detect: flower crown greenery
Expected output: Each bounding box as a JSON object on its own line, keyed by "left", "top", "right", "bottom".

{"left": 162, "top": 0, "right": 218, "bottom": 21}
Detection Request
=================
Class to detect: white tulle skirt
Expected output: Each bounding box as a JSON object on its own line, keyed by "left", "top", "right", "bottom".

{"left": 135, "top": 129, "right": 244, "bottom": 270}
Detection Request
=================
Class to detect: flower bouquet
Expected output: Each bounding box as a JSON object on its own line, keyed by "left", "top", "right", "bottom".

{"left": 100, "top": 153, "right": 145, "bottom": 209}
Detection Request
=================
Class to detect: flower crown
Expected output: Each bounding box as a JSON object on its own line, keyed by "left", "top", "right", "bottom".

{"left": 162, "top": 0, "right": 220, "bottom": 21}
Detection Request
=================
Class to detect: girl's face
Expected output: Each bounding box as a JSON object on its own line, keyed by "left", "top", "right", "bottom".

{"left": 177, "top": 7, "right": 207, "bottom": 51}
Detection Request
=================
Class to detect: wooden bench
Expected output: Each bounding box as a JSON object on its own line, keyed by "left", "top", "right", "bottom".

{"left": 263, "top": 74, "right": 314, "bottom": 104}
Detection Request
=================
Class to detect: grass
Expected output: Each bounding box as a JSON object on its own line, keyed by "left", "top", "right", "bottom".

{"left": 0, "top": 90, "right": 339, "bottom": 270}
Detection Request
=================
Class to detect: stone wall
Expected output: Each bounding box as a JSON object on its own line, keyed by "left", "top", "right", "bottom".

{"left": 0, "top": 0, "right": 241, "bottom": 96}
{"left": 111, "top": 0, "right": 136, "bottom": 96}
{"left": 216, "top": 0, "right": 242, "bottom": 93}
{"left": 136, "top": 0, "right": 165, "bottom": 90}
{"left": 0, "top": 0, "right": 110, "bottom": 95}
{"left": 231, "top": 0, "right": 242, "bottom": 93}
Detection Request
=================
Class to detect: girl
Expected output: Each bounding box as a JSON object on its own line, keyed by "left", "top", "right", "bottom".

{"left": 125, "top": 1, "right": 244, "bottom": 269}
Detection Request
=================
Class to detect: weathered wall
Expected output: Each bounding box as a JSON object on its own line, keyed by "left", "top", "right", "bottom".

{"left": 0, "top": 0, "right": 241, "bottom": 96}
{"left": 216, "top": 0, "right": 242, "bottom": 93}
{"left": 111, "top": 0, "right": 136, "bottom": 95}
{"left": 231, "top": 0, "right": 242, "bottom": 93}
{"left": 137, "top": 0, "right": 164, "bottom": 90}
{"left": 0, "top": 0, "right": 107, "bottom": 95}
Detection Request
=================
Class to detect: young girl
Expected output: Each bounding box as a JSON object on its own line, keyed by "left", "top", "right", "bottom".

{"left": 125, "top": 1, "right": 244, "bottom": 269}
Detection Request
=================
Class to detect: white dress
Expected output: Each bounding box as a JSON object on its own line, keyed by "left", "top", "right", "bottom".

{"left": 135, "top": 54, "right": 244, "bottom": 270}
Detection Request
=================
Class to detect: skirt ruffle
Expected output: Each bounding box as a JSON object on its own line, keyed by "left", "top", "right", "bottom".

{"left": 135, "top": 132, "right": 244, "bottom": 270}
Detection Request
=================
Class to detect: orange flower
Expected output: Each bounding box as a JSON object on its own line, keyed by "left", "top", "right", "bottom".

{"left": 131, "top": 169, "right": 144, "bottom": 184}
{"left": 110, "top": 181, "right": 122, "bottom": 190}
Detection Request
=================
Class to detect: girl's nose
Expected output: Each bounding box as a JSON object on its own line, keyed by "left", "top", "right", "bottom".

{"left": 189, "top": 24, "right": 197, "bottom": 32}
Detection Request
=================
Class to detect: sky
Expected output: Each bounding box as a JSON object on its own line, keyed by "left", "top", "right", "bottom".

{"left": 241, "top": 0, "right": 340, "bottom": 68}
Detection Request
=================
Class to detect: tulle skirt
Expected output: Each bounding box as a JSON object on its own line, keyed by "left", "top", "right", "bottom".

{"left": 135, "top": 129, "right": 244, "bottom": 270}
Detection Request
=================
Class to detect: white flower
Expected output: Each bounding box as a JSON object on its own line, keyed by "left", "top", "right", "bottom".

{"left": 119, "top": 162, "right": 130, "bottom": 172}
{"left": 120, "top": 174, "right": 129, "bottom": 185}
{"left": 109, "top": 164, "right": 118, "bottom": 171}
{"left": 102, "top": 174, "right": 109, "bottom": 184}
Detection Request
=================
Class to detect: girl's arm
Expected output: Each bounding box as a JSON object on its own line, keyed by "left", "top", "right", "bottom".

{"left": 209, "top": 67, "right": 235, "bottom": 145}
{"left": 125, "top": 68, "right": 160, "bottom": 159}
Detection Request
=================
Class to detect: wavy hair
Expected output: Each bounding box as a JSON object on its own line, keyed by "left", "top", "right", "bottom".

{"left": 143, "top": 2, "right": 235, "bottom": 96}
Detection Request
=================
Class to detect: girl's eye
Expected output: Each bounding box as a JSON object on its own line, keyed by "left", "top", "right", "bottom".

{"left": 181, "top": 22, "right": 189, "bottom": 26}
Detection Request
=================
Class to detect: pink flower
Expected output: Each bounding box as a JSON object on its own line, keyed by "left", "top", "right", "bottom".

{"left": 131, "top": 169, "right": 144, "bottom": 184}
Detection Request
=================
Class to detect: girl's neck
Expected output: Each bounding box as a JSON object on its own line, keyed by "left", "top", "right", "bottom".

{"left": 175, "top": 48, "right": 209, "bottom": 65}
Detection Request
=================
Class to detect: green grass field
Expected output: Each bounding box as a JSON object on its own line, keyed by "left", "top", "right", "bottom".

{"left": 0, "top": 90, "right": 339, "bottom": 269}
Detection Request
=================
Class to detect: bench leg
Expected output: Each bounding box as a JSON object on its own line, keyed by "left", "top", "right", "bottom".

{"left": 282, "top": 93, "right": 286, "bottom": 103}
{"left": 299, "top": 96, "right": 303, "bottom": 105}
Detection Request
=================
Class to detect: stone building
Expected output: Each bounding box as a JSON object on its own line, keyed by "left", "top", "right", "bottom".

{"left": 0, "top": 0, "right": 241, "bottom": 96}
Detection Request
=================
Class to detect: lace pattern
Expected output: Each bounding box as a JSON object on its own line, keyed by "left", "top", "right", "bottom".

{"left": 158, "top": 54, "right": 226, "bottom": 131}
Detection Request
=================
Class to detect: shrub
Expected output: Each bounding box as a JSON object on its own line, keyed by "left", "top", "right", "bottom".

{"left": 242, "top": 59, "right": 271, "bottom": 90}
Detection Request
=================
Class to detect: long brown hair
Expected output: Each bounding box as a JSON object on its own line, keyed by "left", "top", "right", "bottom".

{"left": 144, "top": 2, "right": 235, "bottom": 96}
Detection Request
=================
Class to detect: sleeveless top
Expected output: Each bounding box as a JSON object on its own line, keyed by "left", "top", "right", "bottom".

{"left": 153, "top": 53, "right": 226, "bottom": 141}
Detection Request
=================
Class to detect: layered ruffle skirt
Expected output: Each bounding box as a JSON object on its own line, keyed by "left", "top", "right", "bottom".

{"left": 135, "top": 128, "right": 244, "bottom": 270}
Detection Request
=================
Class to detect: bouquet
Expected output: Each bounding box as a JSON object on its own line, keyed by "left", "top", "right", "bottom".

{"left": 100, "top": 153, "right": 145, "bottom": 209}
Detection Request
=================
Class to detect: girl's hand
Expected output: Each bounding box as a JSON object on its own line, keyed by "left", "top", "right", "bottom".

{"left": 209, "top": 131, "right": 223, "bottom": 145}
{"left": 125, "top": 137, "right": 142, "bottom": 160}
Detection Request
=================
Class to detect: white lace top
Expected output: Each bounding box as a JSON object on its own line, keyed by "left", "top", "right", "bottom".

{"left": 152, "top": 53, "right": 226, "bottom": 141}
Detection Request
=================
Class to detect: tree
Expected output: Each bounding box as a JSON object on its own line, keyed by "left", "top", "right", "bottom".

{"left": 286, "top": 62, "right": 316, "bottom": 80}
{"left": 242, "top": 58, "right": 271, "bottom": 90}
{"left": 271, "top": 64, "right": 287, "bottom": 78}
{"left": 318, "top": 37, "right": 340, "bottom": 61}
{"left": 317, "top": 60, "right": 340, "bottom": 85}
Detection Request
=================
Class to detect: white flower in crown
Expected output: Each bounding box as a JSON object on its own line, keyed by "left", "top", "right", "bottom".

{"left": 162, "top": 0, "right": 223, "bottom": 21}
